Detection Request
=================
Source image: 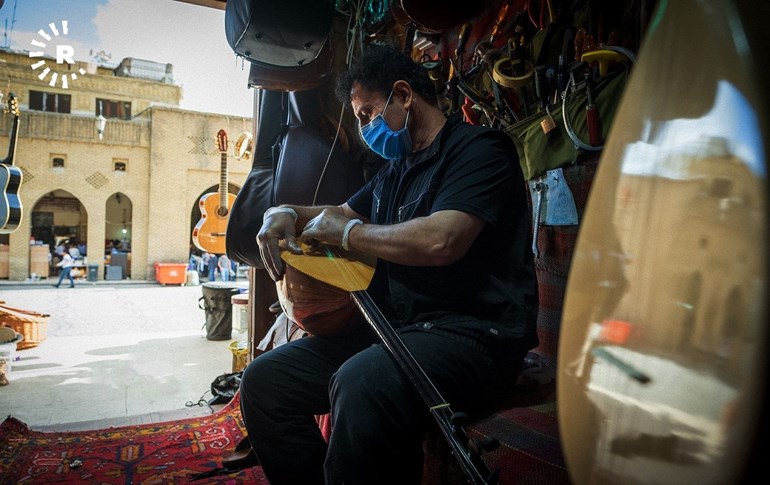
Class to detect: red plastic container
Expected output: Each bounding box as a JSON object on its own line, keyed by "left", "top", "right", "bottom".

{"left": 154, "top": 263, "right": 187, "bottom": 286}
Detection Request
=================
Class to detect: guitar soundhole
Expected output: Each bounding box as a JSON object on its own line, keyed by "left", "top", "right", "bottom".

{"left": 217, "top": 207, "right": 229, "bottom": 217}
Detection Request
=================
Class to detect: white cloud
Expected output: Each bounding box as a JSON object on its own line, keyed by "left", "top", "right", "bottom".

{"left": 12, "top": 27, "right": 93, "bottom": 63}
{"left": 91, "top": 0, "right": 253, "bottom": 117}
{"left": 6, "top": 0, "right": 253, "bottom": 117}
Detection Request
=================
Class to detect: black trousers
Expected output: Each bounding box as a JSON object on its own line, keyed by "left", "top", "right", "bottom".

{"left": 239, "top": 318, "right": 529, "bottom": 485}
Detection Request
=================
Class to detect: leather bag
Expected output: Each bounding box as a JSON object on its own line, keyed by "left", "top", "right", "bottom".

{"left": 225, "top": 0, "right": 335, "bottom": 92}
{"left": 225, "top": 89, "right": 364, "bottom": 268}
{"left": 246, "top": 41, "right": 335, "bottom": 92}
{"left": 505, "top": 66, "right": 629, "bottom": 180}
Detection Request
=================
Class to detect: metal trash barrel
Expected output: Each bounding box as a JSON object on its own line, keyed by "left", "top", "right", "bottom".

{"left": 87, "top": 264, "right": 99, "bottom": 282}
{"left": 199, "top": 282, "right": 241, "bottom": 340}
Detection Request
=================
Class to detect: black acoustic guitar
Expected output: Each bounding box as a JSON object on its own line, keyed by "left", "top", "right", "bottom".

{"left": 0, "top": 93, "right": 22, "bottom": 234}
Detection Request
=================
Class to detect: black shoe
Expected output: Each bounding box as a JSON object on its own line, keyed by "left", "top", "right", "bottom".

{"left": 190, "top": 437, "right": 258, "bottom": 481}
{"left": 69, "top": 285, "right": 75, "bottom": 288}
{"left": 222, "top": 436, "right": 259, "bottom": 469}
{"left": 53, "top": 284, "right": 59, "bottom": 288}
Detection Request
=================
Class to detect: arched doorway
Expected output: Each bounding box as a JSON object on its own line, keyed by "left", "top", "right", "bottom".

{"left": 30, "top": 190, "right": 87, "bottom": 280}
{"left": 105, "top": 192, "right": 133, "bottom": 279}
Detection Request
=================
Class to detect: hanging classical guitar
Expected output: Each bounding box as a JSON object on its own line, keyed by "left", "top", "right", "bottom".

{"left": 0, "top": 92, "right": 22, "bottom": 234}
{"left": 192, "top": 129, "right": 236, "bottom": 254}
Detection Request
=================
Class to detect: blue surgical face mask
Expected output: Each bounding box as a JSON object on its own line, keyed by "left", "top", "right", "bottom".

{"left": 359, "top": 89, "right": 412, "bottom": 160}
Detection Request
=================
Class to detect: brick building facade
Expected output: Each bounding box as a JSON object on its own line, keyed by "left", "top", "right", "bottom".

{"left": 0, "top": 48, "right": 253, "bottom": 281}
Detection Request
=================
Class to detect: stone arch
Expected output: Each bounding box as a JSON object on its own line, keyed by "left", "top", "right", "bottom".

{"left": 104, "top": 192, "right": 133, "bottom": 279}
{"left": 29, "top": 189, "right": 88, "bottom": 280}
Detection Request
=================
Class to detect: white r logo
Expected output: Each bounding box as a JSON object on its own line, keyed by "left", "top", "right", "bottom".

{"left": 28, "top": 21, "right": 85, "bottom": 88}
{"left": 56, "top": 45, "right": 74, "bottom": 64}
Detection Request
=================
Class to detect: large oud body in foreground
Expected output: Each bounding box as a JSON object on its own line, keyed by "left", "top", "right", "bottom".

{"left": 558, "top": 1, "right": 768, "bottom": 483}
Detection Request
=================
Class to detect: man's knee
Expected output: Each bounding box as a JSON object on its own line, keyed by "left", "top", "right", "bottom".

{"left": 241, "top": 353, "right": 278, "bottom": 401}
{"left": 329, "top": 346, "right": 406, "bottom": 410}
{"left": 332, "top": 347, "right": 384, "bottom": 391}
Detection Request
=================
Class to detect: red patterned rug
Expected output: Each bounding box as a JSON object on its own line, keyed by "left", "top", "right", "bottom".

{"left": 1, "top": 393, "right": 569, "bottom": 484}
{"left": 0, "top": 394, "right": 268, "bottom": 484}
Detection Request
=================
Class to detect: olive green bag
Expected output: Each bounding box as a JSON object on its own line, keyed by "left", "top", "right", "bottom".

{"left": 505, "top": 67, "right": 630, "bottom": 180}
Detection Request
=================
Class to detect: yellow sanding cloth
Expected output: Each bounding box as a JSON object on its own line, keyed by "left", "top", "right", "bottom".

{"left": 281, "top": 243, "right": 376, "bottom": 292}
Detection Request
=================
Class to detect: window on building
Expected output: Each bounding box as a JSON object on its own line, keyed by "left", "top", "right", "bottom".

{"left": 51, "top": 154, "right": 66, "bottom": 168}
{"left": 96, "top": 98, "right": 132, "bottom": 120}
{"left": 113, "top": 158, "right": 128, "bottom": 172}
{"left": 29, "top": 90, "right": 71, "bottom": 113}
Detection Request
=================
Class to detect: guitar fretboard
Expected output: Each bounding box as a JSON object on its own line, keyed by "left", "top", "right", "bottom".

{"left": 2, "top": 95, "right": 20, "bottom": 166}
{"left": 218, "top": 152, "right": 227, "bottom": 210}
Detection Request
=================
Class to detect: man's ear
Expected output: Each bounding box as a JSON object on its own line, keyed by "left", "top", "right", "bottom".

{"left": 392, "top": 80, "right": 413, "bottom": 110}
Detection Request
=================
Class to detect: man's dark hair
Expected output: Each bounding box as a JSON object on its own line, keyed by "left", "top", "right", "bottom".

{"left": 335, "top": 43, "right": 438, "bottom": 106}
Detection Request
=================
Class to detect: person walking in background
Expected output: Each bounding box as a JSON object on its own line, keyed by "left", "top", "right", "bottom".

{"left": 54, "top": 244, "right": 76, "bottom": 288}
{"left": 200, "top": 252, "right": 210, "bottom": 276}
{"left": 68, "top": 241, "right": 82, "bottom": 259}
{"left": 188, "top": 249, "right": 199, "bottom": 271}
{"left": 110, "top": 239, "right": 121, "bottom": 255}
{"left": 208, "top": 253, "right": 218, "bottom": 282}
{"left": 230, "top": 259, "right": 239, "bottom": 281}
{"left": 54, "top": 241, "right": 66, "bottom": 258}
{"left": 218, "top": 253, "right": 231, "bottom": 282}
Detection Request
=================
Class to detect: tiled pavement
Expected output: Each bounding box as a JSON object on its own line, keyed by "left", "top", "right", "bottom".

{"left": 0, "top": 279, "right": 248, "bottom": 430}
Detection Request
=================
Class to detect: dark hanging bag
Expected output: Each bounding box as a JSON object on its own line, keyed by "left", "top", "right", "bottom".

{"left": 224, "top": 0, "right": 335, "bottom": 92}
{"left": 226, "top": 89, "right": 366, "bottom": 268}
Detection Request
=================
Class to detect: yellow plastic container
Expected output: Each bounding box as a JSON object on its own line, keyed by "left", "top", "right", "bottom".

{"left": 229, "top": 340, "right": 248, "bottom": 373}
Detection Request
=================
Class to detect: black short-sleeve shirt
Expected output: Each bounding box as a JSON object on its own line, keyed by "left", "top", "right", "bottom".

{"left": 347, "top": 114, "right": 538, "bottom": 342}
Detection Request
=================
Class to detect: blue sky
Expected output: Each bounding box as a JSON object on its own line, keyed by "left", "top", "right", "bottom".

{"left": 0, "top": 0, "right": 253, "bottom": 117}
